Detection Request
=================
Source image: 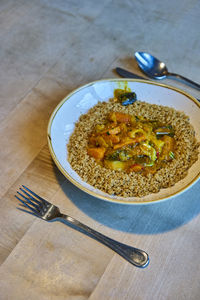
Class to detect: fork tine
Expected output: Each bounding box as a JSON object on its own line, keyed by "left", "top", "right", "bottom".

{"left": 17, "top": 191, "right": 40, "bottom": 210}
{"left": 17, "top": 206, "right": 40, "bottom": 218}
{"left": 22, "top": 185, "right": 48, "bottom": 203}
{"left": 19, "top": 187, "right": 41, "bottom": 205}
{"left": 15, "top": 195, "right": 39, "bottom": 214}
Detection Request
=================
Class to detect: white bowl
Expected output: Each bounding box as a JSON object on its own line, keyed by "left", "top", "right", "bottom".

{"left": 47, "top": 79, "right": 200, "bottom": 204}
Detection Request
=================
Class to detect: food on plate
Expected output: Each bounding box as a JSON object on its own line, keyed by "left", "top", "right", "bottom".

{"left": 67, "top": 91, "right": 199, "bottom": 198}
{"left": 87, "top": 111, "right": 175, "bottom": 175}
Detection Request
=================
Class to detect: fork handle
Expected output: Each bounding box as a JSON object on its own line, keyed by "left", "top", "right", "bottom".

{"left": 60, "top": 214, "right": 149, "bottom": 268}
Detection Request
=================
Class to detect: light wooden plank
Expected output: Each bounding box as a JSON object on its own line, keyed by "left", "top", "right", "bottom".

{"left": 88, "top": 218, "right": 200, "bottom": 300}
{"left": 0, "top": 184, "right": 115, "bottom": 300}
{"left": 0, "top": 144, "right": 66, "bottom": 264}
{"left": 0, "top": 0, "right": 200, "bottom": 298}
{"left": 0, "top": 77, "right": 69, "bottom": 198}
{"left": 0, "top": 0, "right": 93, "bottom": 124}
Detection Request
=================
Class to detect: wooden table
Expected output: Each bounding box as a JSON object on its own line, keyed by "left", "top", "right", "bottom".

{"left": 0, "top": 1, "right": 200, "bottom": 299}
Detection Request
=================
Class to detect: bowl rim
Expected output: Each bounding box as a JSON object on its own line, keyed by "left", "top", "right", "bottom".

{"left": 47, "top": 78, "right": 200, "bottom": 205}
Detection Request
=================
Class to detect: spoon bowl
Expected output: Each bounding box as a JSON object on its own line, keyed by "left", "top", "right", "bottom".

{"left": 135, "top": 51, "right": 200, "bottom": 90}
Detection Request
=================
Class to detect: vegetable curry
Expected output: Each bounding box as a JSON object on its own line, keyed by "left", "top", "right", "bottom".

{"left": 87, "top": 111, "right": 175, "bottom": 174}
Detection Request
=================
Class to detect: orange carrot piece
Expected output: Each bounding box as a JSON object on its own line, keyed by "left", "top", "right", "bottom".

{"left": 134, "top": 134, "right": 146, "bottom": 143}
{"left": 109, "top": 112, "right": 131, "bottom": 123}
{"left": 115, "top": 112, "right": 132, "bottom": 123}
{"left": 129, "top": 164, "right": 143, "bottom": 172}
{"left": 87, "top": 147, "right": 106, "bottom": 160}
{"left": 103, "top": 134, "right": 120, "bottom": 145}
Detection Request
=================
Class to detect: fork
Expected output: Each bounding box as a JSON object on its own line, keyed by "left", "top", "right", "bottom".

{"left": 15, "top": 185, "right": 149, "bottom": 268}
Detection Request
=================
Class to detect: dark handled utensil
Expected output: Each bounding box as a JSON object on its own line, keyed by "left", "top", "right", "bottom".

{"left": 116, "top": 67, "right": 149, "bottom": 80}
{"left": 115, "top": 67, "right": 200, "bottom": 102}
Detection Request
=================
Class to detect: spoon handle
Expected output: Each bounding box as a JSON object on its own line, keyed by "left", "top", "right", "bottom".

{"left": 168, "top": 72, "right": 200, "bottom": 90}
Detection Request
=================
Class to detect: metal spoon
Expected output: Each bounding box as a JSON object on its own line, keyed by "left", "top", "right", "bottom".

{"left": 135, "top": 52, "right": 200, "bottom": 90}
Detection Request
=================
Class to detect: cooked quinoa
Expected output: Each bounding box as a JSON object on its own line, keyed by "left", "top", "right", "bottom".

{"left": 67, "top": 98, "right": 199, "bottom": 198}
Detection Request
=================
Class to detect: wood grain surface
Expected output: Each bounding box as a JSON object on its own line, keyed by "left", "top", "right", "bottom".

{"left": 0, "top": 0, "right": 200, "bottom": 299}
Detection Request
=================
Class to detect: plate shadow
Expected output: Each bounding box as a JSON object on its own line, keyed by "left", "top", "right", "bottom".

{"left": 60, "top": 178, "right": 200, "bottom": 235}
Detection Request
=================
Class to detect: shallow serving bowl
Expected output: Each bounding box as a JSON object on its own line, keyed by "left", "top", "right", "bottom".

{"left": 47, "top": 79, "right": 200, "bottom": 204}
